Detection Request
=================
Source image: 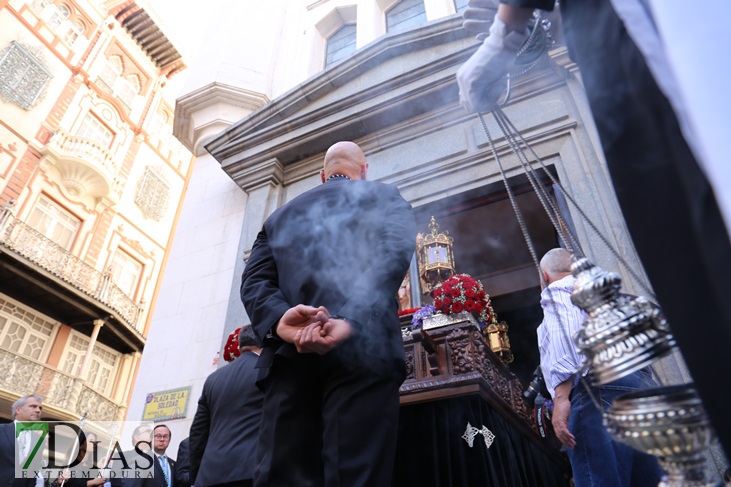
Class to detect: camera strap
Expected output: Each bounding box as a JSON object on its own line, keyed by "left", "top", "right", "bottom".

{"left": 535, "top": 403, "right": 547, "bottom": 439}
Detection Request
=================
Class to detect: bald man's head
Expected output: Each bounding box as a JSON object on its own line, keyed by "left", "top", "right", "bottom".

{"left": 321, "top": 141, "right": 368, "bottom": 182}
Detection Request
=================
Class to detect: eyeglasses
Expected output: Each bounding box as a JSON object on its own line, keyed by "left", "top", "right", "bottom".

{"left": 154, "top": 435, "right": 170, "bottom": 439}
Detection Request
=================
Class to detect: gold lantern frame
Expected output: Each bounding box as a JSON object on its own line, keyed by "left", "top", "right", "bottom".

{"left": 416, "top": 216, "right": 455, "bottom": 294}
{"left": 485, "top": 307, "right": 514, "bottom": 364}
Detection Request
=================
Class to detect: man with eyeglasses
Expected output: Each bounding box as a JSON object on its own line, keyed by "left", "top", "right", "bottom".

{"left": 112, "top": 424, "right": 174, "bottom": 487}
{"left": 151, "top": 426, "right": 175, "bottom": 487}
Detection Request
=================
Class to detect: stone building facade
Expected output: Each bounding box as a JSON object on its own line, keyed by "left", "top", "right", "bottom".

{"left": 0, "top": 0, "right": 192, "bottom": 424}
{"left": 136, "top": 0, "right": 691, "bottom": 449}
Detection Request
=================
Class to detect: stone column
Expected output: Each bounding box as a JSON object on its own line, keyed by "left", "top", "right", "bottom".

{"left": 117, "top": 351, "right": 140, "bottom": 421}
{"left": 69, "top": 319, "right": 104, "bottom": 414}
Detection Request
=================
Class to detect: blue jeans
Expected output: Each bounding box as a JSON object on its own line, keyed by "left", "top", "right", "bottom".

{"left": 568, "top": 370, "right": 664, "bottom": 487}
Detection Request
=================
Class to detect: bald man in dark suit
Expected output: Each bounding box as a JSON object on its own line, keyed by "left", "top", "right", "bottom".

{"left": 242, "top": 141, "right": 416, "bottom": 487}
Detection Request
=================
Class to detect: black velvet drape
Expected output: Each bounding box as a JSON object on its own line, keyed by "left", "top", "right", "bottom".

{"left": 393, "top": 395, "right": 570, "bottom": 487}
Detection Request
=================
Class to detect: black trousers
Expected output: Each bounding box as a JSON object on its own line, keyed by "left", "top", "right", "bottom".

{"left": 546, "top": 0, "right": 731, "bottom": 457}
{"left": 253, "top": 350, "right": 403, "bottom": 487}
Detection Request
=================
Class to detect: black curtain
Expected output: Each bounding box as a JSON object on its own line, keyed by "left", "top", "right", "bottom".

{"left": 393, "top": 395, "right": 570, "bottom": 486}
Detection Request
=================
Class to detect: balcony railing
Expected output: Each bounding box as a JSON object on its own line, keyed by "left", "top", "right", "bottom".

{"left": 0, "top": 348, "right": 122, "bottom": 421}
{"left": 0, "top": 206, "right": 144, "bottom": 333}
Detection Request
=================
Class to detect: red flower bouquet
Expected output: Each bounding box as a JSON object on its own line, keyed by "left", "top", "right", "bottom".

{"left": 223, "top": 327, "right": 242, "bottom": 362}
{"left": 433, "top": 274, "right": 492, "bottom": 324}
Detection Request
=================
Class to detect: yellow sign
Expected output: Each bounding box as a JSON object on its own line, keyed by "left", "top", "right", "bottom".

{"left": 142, "top": 386, "right": 191, "bottom": 421}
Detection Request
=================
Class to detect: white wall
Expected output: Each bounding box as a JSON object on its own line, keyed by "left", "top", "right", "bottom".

{"left": 125, "top": 152, "right": 247, "bottom": 453}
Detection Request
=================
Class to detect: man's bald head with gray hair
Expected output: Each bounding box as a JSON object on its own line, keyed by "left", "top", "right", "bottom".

{"left": 540, "top": 248, "right": 574, "bottom": 286}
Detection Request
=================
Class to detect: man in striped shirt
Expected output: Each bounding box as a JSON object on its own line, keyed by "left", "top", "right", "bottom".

{"left": 537, "top": 248, "right": 662, "bottom": 486}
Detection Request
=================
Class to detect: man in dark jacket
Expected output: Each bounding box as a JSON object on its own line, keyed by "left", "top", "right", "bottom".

{"left": 189, "top": 326, "right": 263, "bottom": 487}
{"left": 241, "top": 141, "right": 416, "bottom": 487}
{"left": 456, "top": 0, "right": 731, "bottom": 457}
{"left": 173, "top": 439, "right": 189, "bottom": 487}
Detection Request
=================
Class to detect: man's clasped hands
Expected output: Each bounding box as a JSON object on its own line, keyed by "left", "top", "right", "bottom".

{"left": 275, "top": 304, "right": 353, "bottom": 355}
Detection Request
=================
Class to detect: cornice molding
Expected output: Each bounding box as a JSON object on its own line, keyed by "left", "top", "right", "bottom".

{"left": 549, "top": 46, "right": 579, "bottom": 77}
{"left": 229, "top": 157, "right": 285, "bottom": 194}
{"left": 204, "top": 16, "right": 570, "bottom": 195}
{"left": 173, "top": 81, "right": 269, "bottom": 155}
{"left": 206, "top": 17, "right": 474, "bottom": 182}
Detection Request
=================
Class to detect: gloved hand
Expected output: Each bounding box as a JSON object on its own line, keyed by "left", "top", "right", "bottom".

{"left": 462, "top": 0, "right": 499, "bottom": 40}
{"left": 456, "top": 13, "right": 529, "bottom": 113}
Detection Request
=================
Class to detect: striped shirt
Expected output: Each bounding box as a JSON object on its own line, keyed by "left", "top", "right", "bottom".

{"left": 536, "top": 275, "right": 589, "bottom": 398}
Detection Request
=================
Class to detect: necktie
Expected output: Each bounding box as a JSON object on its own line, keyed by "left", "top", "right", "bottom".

{"left": 158, "top": 455, "right": 170, "bottom": 487}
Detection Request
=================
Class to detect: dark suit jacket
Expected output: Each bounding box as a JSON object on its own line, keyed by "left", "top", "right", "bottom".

{"left": 189, "top": 352, "right": 263, "bottom": 486}
{"left": 150, "top": 454, "right": 175, "bottom": 487}
{"left": 173, "top": 439, "right": 189, "bottom": 487}
{"left": 241, "top": 178, "right": 416, "bottom": 375}
{"left": 0, "top": 423, "right": 15, "bottom": 487}
{"left": 0, "top": 422, "right": 35, "bottom": 487}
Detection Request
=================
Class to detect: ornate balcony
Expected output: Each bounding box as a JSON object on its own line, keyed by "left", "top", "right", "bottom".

{"left": 0, "top": 205, "right": 144, "bottom": 352}
{"left": 0, "top": 348, "right": 122, "bottom": 422}
{"left": 40, "top": 129, "right": 120, "bottom": 202}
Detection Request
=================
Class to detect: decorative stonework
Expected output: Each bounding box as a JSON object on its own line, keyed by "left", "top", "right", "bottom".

{"left": 0, "top": 41, "right": 53, "bottom": 110}
{"left": 134, "top": 165, "right": 170, "bottom": 221}
{"left": 62, "top": 177, "right": 87, "bottom": 196}
{"left": 0, "top": 141, "right": 18, "bottom": 155}
{"left": 0, "top": 141, "right": 19, "bottom": 171}
{"left": 39, "top": 128, "right": 119, "bottom": 201}
{"left": 173, "top": 82, "right": 269, "bottom": 156}
{"left": 104, "top": 42, "right": 150, "bottom": 92}
{"left": 116, "top": 224, "right": 155, "bottom": 259}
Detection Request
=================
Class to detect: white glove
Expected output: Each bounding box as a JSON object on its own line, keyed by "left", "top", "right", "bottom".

{"left": 456, "top": 14, "right": 529, "bottom": 113}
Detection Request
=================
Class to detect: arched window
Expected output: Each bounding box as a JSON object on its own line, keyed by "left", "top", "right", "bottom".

{"left": 110, "top": 250, "right": 143, "bottom": 299}
{"left": 97, "top": 56, "right": 139, "bottom": 110}
{"left": 64, "top": 19, "right": 85, "bottom": 45}
{"left": 386, "top": 0, "right": 426, "bottom": 33}
{"left": 99, "top": 56, "right": 122, "bottom": 91}
{"left": 325, "top": 24, "right": 357, "bottom": 68}
{"left": 117, "top": 75, "right": 139, "bottom": 109}
{"left": 27, "top": 196, "right": 81, "bottom": 250}
{"left": 77, "top": 113, "right": 114, "bottom": 148}
{"left": 454, "top": 0, "right": 469, "bottom": 13}
{"left": 29, "top": 0, "right": 53, "bottom": 16}
{"left": 48, "top": 4, "right": 70, "bottom": 30}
